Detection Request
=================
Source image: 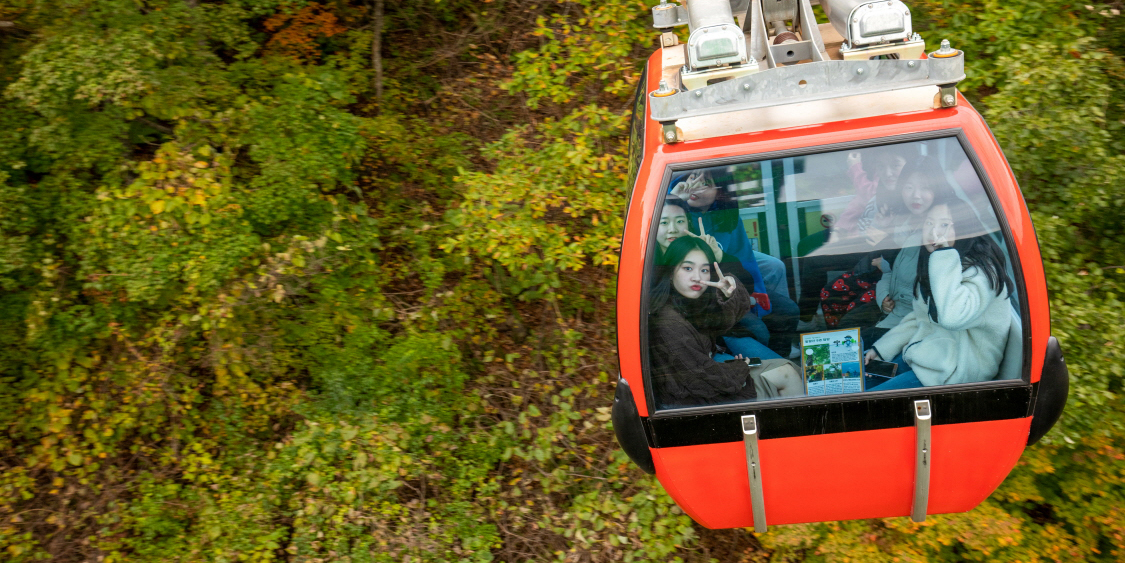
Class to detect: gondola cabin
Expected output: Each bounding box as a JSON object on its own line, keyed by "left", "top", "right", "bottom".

{"left": 612, "top": 0, "right": 1069, "bottom": 531}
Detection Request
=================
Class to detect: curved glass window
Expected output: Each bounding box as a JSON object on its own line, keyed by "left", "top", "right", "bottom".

{"left": 645, "top": 137, "right": 1022, "bottom": 410}
{"left": 625, "top": 69, "right": 647, "bottom": 217}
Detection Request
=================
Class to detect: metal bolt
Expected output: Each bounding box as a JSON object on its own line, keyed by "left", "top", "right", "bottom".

{"left": 942, "top": 94, "right": 956, "bottom": 106}
{"left": 933, "top": 39, "right": 958, "bottom": 58}
{"left": 695, "top": 90, "right": 703, "bottom": 97}
{"left": 856, "top": 67, "right": 865, "bottom": 75}
{"left": 742, "top": 83, "right": 751, "bottom": 91}
{"left": 654, "top": 79, "right": 675, "bottom": 97}
{"left": 908, "top": 60, "right": 916, "bottom": 68}
{"left": 665, "top": 131, "right": 676, "bottom": 141}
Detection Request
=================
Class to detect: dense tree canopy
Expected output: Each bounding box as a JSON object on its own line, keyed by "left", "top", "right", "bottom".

{"left": 0, "top": 1, "right": 1122, "bottom": 561}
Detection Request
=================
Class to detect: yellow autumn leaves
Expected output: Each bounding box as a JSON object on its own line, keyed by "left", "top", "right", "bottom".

{"left": 132, "top": 143, "right": 233, "bottom": 223}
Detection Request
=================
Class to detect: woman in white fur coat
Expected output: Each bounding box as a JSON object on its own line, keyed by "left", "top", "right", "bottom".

{"left": 863, "top": 197, "right": 1015, "bottom": 391}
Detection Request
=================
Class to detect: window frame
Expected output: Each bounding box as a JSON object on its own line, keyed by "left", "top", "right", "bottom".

{"left": 639, "top": 129, "right": 1032, "bottom": 421}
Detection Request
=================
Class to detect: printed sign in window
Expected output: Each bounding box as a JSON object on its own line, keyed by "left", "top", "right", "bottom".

{"left": 801, "top": 329, "right": 864, "bottom": 396}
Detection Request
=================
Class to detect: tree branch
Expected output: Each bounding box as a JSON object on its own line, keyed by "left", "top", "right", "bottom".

{"left": 372, "top": 0, "right": 384, "bottom": 111}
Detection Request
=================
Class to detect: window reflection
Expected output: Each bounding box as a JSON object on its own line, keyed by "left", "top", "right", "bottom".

{"left": 647, "top": 138, "right": 1023, "bottom": 410}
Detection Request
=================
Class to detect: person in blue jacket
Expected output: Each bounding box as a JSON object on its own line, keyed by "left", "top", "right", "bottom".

{"left": 670, "top": 170, "right": 800, "bottom": 357}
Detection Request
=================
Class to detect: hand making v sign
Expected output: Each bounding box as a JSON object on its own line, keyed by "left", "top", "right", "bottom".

{"left": 699, "top": 261, "right": 738, "bottom": 298}
{"left": 688, "top": 217, "right": 724, "bottom": 262}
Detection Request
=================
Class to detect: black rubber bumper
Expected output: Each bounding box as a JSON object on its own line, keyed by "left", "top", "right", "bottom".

{"left": 1028, "top": 336, "right": 1069, "bottom": 445}
{"left": 612, "top": 378, "right": 655, "bottom": 474}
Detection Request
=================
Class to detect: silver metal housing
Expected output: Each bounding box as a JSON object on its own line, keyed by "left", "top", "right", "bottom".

{"left": 647, "top": 0, "right": 964, "bottom": 144}
{"left": 650, "top": 52, "right": 965, "bottom": 122}
{"left": 822, "top": 0, "right": 914, "bottom": 47}
{"left": 652, "top": 0, "right": 689, "bottom": 28}
{"left": 684, "top": 0, "right": 749, "bottom": 70}
{"left": 687, "top": 24, "right": 749, "bottom": 69}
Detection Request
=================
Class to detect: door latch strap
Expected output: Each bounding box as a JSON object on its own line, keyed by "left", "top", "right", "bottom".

{"left": 741, "top": 414, "right": 767, "bottom": 533}
{"left": 912, "top": 399, "right": 932, "bottom": 522}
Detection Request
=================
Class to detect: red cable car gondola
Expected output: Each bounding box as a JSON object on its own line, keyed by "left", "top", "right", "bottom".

{"left": 613, "top": 0, "right": 1069, "bottom": 531}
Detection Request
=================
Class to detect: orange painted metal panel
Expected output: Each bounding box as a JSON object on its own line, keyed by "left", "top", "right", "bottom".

{"left": 652, "top": 417, "right": 1031, "bottom": 528}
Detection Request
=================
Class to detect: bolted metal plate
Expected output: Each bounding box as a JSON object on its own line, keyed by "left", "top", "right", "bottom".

{"left": 649, "top": 54, "right": 965, "bottom": 123}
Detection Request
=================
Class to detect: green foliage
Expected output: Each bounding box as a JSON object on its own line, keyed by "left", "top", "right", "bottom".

{"left": 0, "top": 0, "right": 1124, "bottom": 562}
{"left": 503, "top": 0, "right": 653, "bottom": 108}
{"left": 443, "top": 105, "right": 628, "bottom": 302}
{"left": 913, "top": 0, "right": 1107, "bottom": 92}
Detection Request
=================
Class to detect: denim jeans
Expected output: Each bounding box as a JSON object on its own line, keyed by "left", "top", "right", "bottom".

{"left": 757, "top": 254, "right": 790, "bottom": 299}
{"left": 720, "top": 336, "right": 783, "bottom": 361}
{"left": 737, "top": 289, "right": 800, "bottom": 356}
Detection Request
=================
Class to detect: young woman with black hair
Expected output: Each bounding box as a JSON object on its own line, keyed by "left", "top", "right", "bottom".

{"left": 648, "top": 237, "right": 804, "bottom": 407}
{"left": 863, "top": 196, "right": 1015, "bottom": 391}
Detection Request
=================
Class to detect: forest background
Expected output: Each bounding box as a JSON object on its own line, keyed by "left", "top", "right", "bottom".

{"left": 0, "top": 0, "right": 1123, "bottom": 561}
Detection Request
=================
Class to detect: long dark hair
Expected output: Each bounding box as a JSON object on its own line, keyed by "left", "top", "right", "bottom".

{"left": 914, "top": 196, "right": 1014, "bottom": 322}
{"left": 649, "top": 236, "right": 727, "bottom": 332}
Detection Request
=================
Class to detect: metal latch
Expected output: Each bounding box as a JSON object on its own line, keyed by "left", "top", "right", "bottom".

{"left": 741, "top": 414, "right": 767, "bottom": 533}
{"left": 661, "top": 122, "right": 681, "bottom": 144}
{"left": 939, "top": 84, "right": 958, "bottom": 108}
{"left": 912, "top": 399, "right": 932, "bottom": 522}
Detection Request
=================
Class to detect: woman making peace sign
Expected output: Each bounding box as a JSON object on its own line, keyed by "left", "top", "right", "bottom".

{"left": 648, "top": 237, "right": 803, "bottom": 408}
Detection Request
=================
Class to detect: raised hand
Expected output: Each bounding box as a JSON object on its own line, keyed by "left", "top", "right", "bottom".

{"left": 699, "top": 261, "right": 737, "bottom": 297}
{"left": 932, "top": 229, "right": 951, "bottom": 249}
{"left": 847, "top": 151, "right": 862, "bottom": 168}
{"left": 670, "top": 181, "right": 690, "bottom": 200}
{"left": 671, "top": 172, "right": 706, "bottom": 200}
{"left": 685, "top": 171, "right": 705, "bottom": 193}
{"left": 688, "top": 217, "right": 724, "bottom": 261}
